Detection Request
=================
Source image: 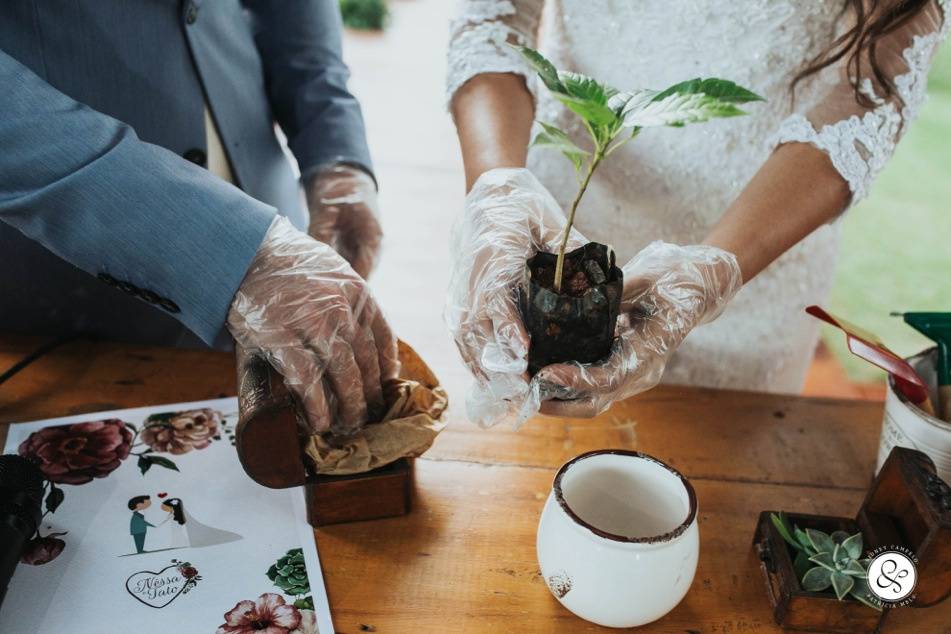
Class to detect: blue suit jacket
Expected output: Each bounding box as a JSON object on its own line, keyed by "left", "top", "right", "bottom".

{"left": 0, "top": 0, "right": 372, "bottom": 347}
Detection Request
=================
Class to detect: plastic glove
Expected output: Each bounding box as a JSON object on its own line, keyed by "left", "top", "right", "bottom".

{"left": 227, "top": 216, "right": 400, "bottom": 436}
{"left": 305, "top": 164, "right": 382, "bottom": 279}
{"left": 445, "top": 168, "right": 588, "bottom": 427}
{"left": 536, "top": 241, "right": 743, "bottom": 418}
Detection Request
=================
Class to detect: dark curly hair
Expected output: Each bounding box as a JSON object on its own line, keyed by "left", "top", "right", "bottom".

{"left": 793, "top": 0, "right": 937, "bottom": 108}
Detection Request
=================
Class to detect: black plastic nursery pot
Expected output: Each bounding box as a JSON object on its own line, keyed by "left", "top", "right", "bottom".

{"left": 520, "top": 242, "right": 623, "bottom": 375}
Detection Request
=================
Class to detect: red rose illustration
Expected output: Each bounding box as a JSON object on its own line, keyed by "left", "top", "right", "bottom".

{"left": 140, "top": 409, "right": 221, "bottom": 455}
{"left": 18, "top": 420, "right": 133, "bottom": 485}
{"left": 180, "top": 566, "right": 198, "bottom": 579}
{"left": 20, "top": 535, "right": 65, "bottom": 566}
{"left": 217, "top": 593, "right": 303, "bottom": 634}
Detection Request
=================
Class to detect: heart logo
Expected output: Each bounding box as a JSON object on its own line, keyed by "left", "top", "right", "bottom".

{"left": 157, "top": 492, "right": 168, "bottom": 499}
{"left": 125, "top": 564, "right": 188, "bottom": 609}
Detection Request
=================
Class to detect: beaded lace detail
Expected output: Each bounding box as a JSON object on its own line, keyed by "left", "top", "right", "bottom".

{"left": 446, "top": 0, "right": 541, "bottom": 105}
{"left": 446, "top": 0, "right": 947, "bottom": 393}
{"left": 774, "top": 2, "right": 949, "bottom": 204}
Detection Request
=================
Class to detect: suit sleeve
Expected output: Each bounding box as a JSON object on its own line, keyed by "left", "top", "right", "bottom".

{"left": 244, "top": 0, "right": 374, "bottom": 182}
{"left": 0, "top": 49, "right": 277, "bottom": 345}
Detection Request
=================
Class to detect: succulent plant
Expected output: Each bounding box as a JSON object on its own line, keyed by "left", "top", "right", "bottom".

{"left": 770, "top": 512, "right": 880, "bottom": 610}
{"left": 516, "top": 46, "right": 763, "bottom": 292}
{"left": 267, "top": 548, "right": 311, "bottom": 597}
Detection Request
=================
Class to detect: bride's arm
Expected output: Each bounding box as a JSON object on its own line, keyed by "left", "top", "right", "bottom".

{"left": 704, "top": 1, "right": 947, "bottom": 281}
{"left": 447, "top": 0, "right": 545, "bottom": 190}
{"left": 453, "top": 74, "right": 534, "bottom": 190}
{"left": 702, "top": 143, "right": 850, "bottom": 280}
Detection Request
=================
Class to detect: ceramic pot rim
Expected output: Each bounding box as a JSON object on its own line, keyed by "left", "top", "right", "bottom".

{"left": 552, "top": 449, "right": 698, "bottom": 545}
{"left": 889, "top": 346, "right": 951, "bottom": 430}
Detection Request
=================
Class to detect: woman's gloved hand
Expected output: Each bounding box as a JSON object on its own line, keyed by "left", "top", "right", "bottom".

{"left": 536, "top": 241, "right": 743, "bottom": 418}
{"left": 305, "top": 164, "right": 382, "bottom": 279}
{"left": 445, "top": 168, "right": 588, "bottom": 427}
{"left": 227, "top": 216, "right": 400, "bottom": 436}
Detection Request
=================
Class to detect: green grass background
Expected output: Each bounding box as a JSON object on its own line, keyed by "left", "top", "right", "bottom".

{"left": 826, "top": 44, "right": 951, "bottom": 381}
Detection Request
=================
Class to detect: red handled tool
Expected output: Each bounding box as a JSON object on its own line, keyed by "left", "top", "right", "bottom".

{"left": 806, "top": 306, "right": 933, "bottom": 412}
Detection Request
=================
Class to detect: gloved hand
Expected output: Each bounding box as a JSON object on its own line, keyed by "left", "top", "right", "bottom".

{"left": 445, "top": 168, "right": 588, "bottom": 427}
{"left": 305, "top": 164, "right": 382, "bottom": 279}
{"left": 536, "top": 241, "right": 743, "bottom": 417}
{"left": 227, "top": 216, "right": 400, "bottom": 436}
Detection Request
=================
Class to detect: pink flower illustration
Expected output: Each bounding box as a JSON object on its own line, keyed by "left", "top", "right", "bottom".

{"left": 140, "top": 408, "right": 221, "bottom": 454}
{"left": 217, "top": 593, "right": 303, "bottom": 634}
{"left": 18, "top": 420, "right": 133, "bottom": 484}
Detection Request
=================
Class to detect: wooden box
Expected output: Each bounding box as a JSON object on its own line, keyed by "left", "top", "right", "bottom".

{"left": 753, "top": 512, "right": 886, "bottom": 633}
{"left": 752, "top": 447, "right": 951, "bottom": 632}
{"left": 234, "top": 347, "right": 413, "bottom": 527}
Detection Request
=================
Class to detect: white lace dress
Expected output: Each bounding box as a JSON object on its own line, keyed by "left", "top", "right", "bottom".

{"left": 447, "top": 0, "right": 948, "bottom": 393}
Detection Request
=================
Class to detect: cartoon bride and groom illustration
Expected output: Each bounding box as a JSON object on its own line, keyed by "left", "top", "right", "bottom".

{"left": 127, "top": 494, "right": 241, "bottom": 555}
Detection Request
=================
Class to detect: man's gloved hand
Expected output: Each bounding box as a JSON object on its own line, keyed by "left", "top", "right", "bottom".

{"left": 227, "top": 216, "right": 400, "bottom": 436}
{"left": 445, "top": 168, "right": 588, "bottom": 427}
{"left": 536, "top": 241, "right": 743, "bottom": 418}
{"left": 305, "top": 164, "right": 382, "bottom": 279}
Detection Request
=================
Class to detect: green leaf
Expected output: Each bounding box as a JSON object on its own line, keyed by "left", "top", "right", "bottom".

{"left": 148, "top": 456, "right": 179, "bottom": 471}
{"left": 808, "top": 551, "right": 837, "bottom": 571}
{"left": 515, "top": 46, "right": 563, "bottom": 93}
{"left": 609, "top": 89, "right": 657, "bottom": 116}
{"left": 553, "top": 93, "right": 617, "bottom": 126}
{"left": 138, "top": 454, "right": 179, "bottom": 475}
{"left": 769, "top": 512, "right": 801, "bottom": 551}
{"left": 805, "top": 528, "right": 835, "bottom": 555}
{"left": 653, "top": 77, "right": 765, "bottom": 104}
{"left": 802, "top": 566, "right": 833, "bottom": 592}
{"left": 850, "top": 577, "right": 883, "bottom": 611}
{"left": 558, "top": 71, "right": 614, "bottom": 105}
{"left": 531, "top": 121, "right": 590, "bottom": 173}
{"left": 793, "top": 550, "right": 813, "bottom": 580}
{"left": 831, "top": 571, "right": 855, "bottom": 600}
{"left": 45, "top": 483, "right": 64, "bottom": 514}
{"left": 619, "top": 77, "right": 762, "bottom": 129}
{"left": 622, "top": 92, "right": 746, "bottom": 127}
{"left": 841, "top": 532, "right": 863, "bottom": 560}
{"left": 516, "top": 48, "right": 620, "bottom": 128}
{"left": 832, "top": 543, "right": 844, "bottom": 566}
{"left": 794, "top": 527, "right": 816, "bottom": 554}
{"left": 293, "top": 596, "right": 315, "bottom": 610}
{"left": 830, "top": 530, "right": 850, "bottom": 545}
{"left": 843, "top": 560, "right": 867, "bottom": 577}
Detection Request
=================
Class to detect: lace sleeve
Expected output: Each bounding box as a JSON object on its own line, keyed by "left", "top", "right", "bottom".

{"left": 446, "top": 0, "right": 545, "bottom": 107}
{"left": 773, "top": 0, "right": 948, "bottom": 205}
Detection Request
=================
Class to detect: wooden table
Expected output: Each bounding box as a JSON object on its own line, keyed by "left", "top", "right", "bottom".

{"left": 1, "top": 335, "right": 947, "bottom": 633}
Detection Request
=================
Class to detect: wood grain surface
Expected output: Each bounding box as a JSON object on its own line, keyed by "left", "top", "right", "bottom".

{"left": 0, "top": 335, "right": 947, "bottom": 633}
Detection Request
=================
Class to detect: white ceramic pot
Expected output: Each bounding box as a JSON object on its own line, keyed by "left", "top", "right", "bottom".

{"left": 536, "top": 450, "right": 699, "bottom": 628}
{"left": 879, "top": 347, "right": 951, "bottom": 482}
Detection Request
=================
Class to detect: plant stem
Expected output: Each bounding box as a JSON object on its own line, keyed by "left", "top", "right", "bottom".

{"left": 553, "top": 148, "right": 604, "bottom": 292}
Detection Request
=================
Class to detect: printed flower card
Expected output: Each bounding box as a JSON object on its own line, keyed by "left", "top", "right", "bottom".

{"left": 1, "top": 397, "right": 333, "bottom": 634}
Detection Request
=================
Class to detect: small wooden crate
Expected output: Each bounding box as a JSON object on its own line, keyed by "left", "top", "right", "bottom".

{"left": 752, "top": 447, "right": 951, "bottom": 632}
{"left": 234, "top": 348, "right": 413, "bottom": 527}
{"left": 753, "top": 512, "right": 886, "bottom": 633}
{"left": 305, "top": 458, "right": 413, "bottom": 526}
